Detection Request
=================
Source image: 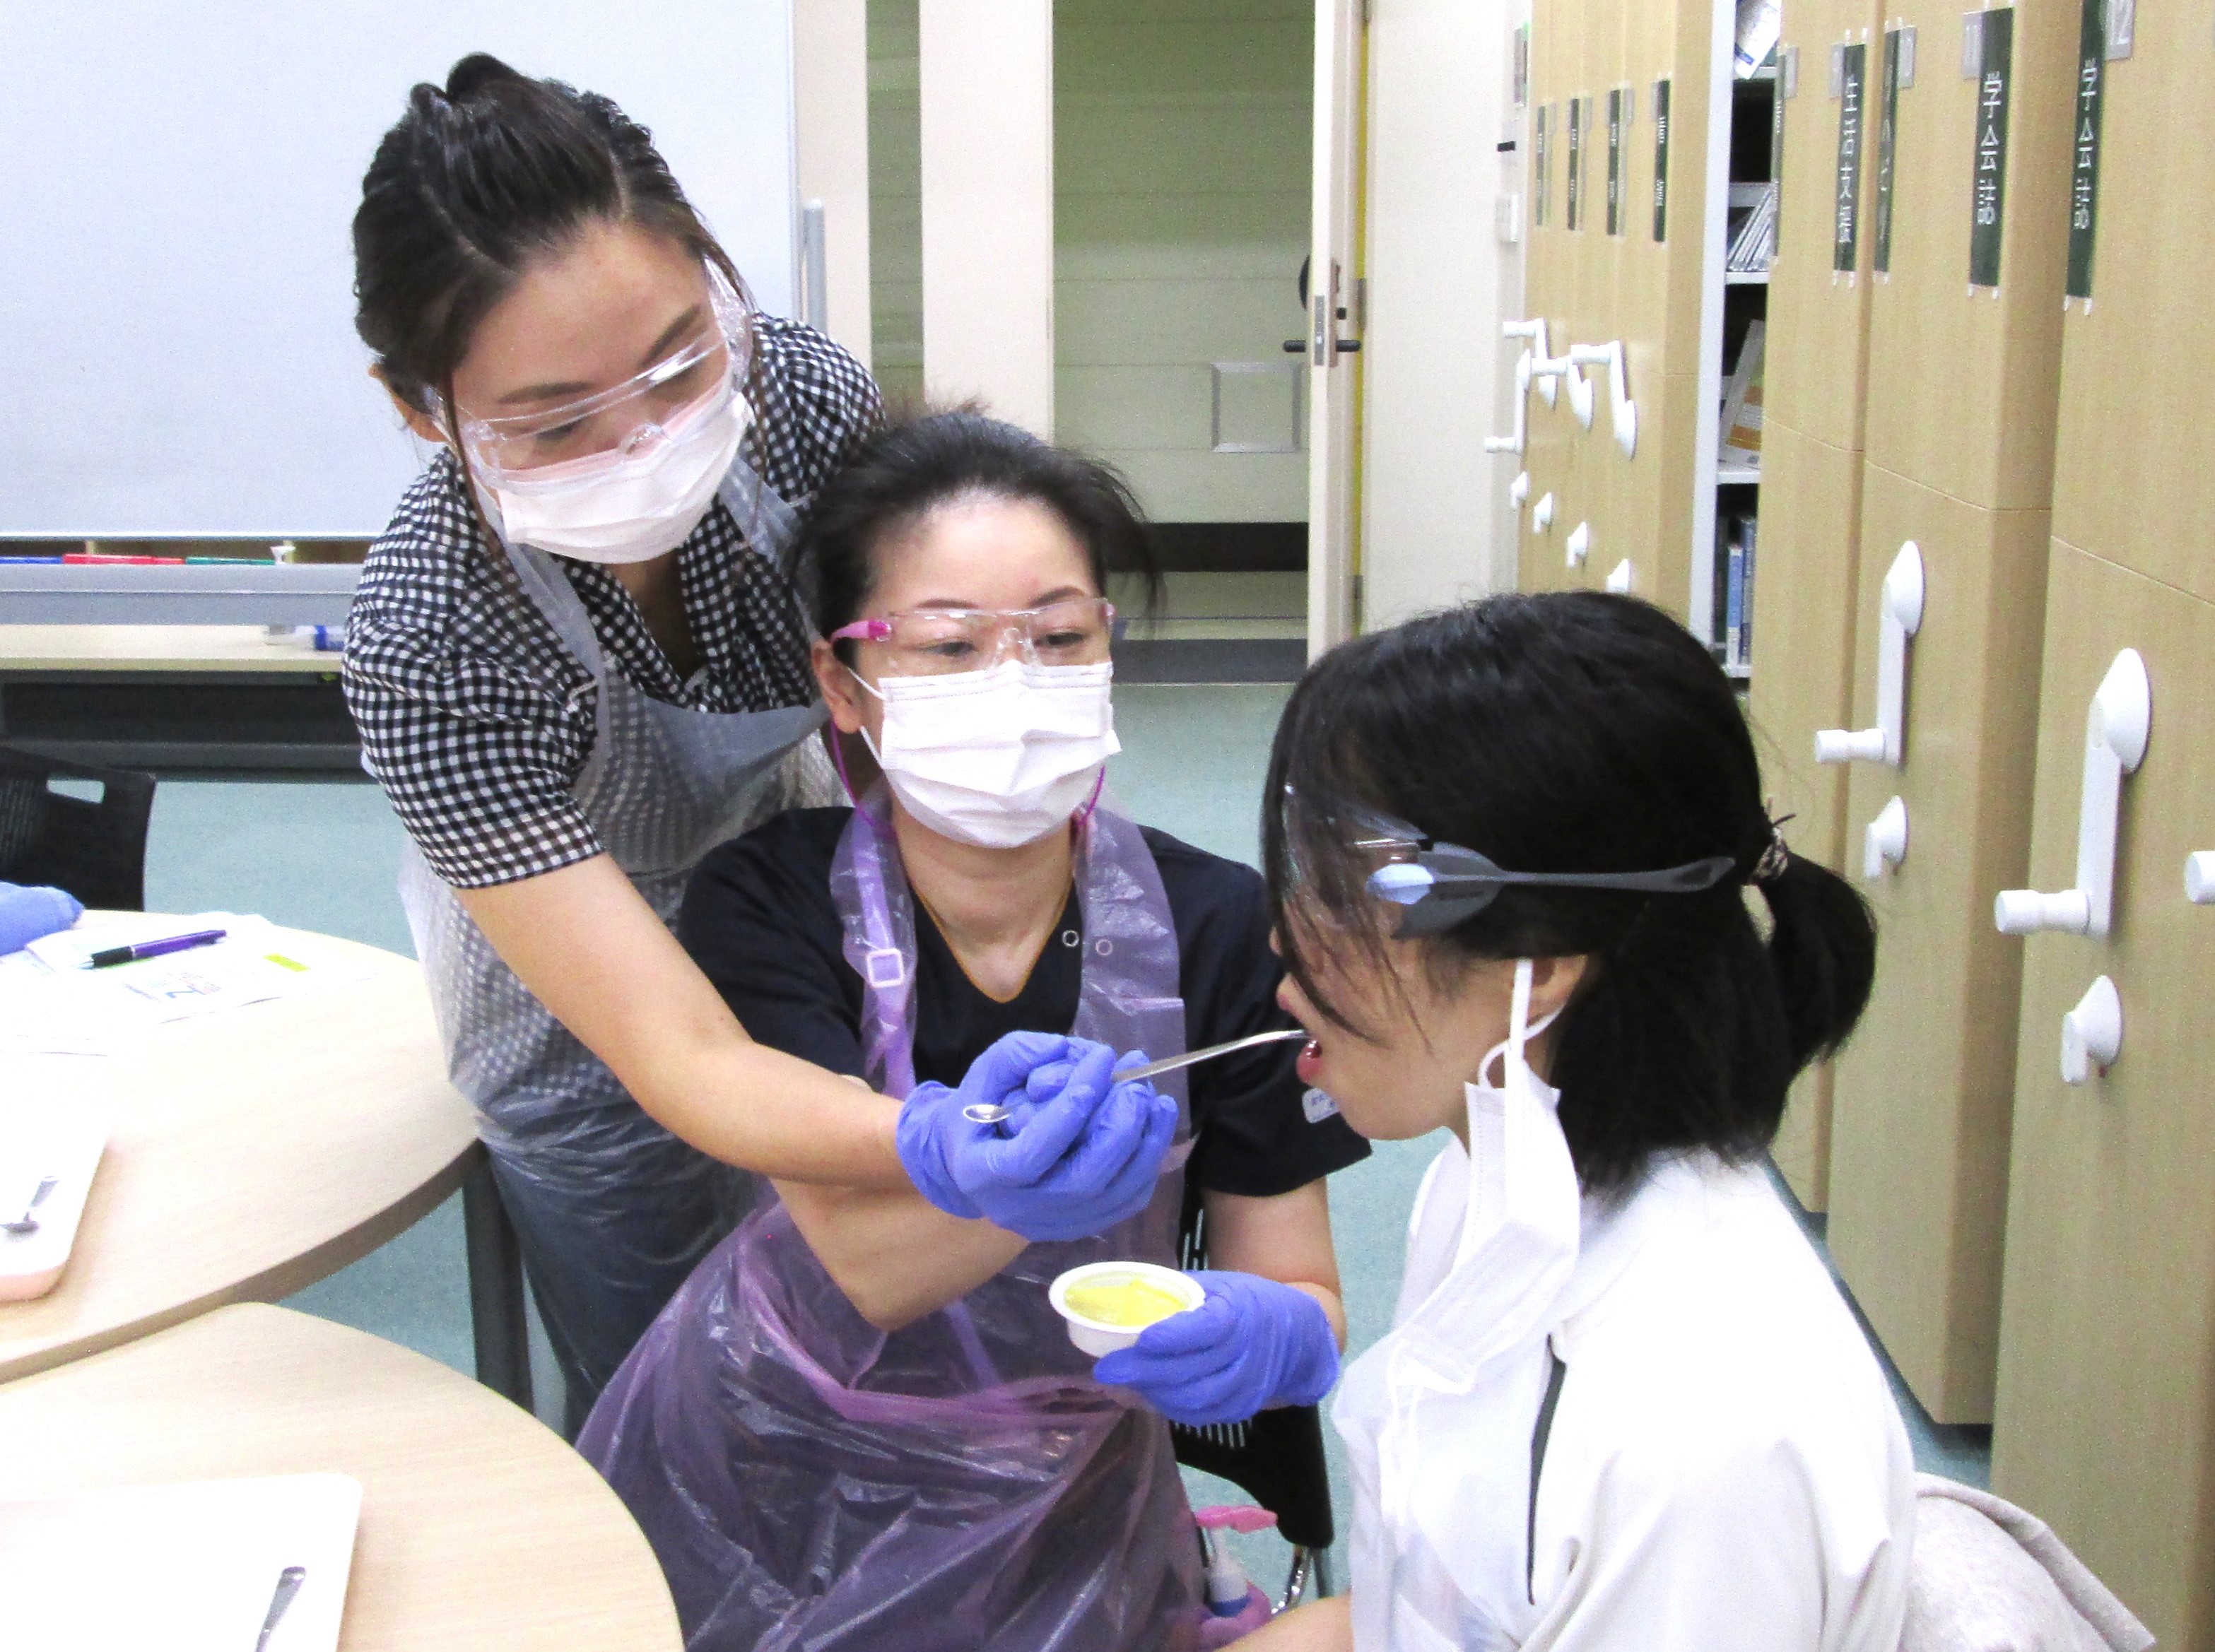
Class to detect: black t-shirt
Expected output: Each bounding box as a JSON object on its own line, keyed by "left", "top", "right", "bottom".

{"left": 680, "top": 808, "right": 1370, "bottom": 1198}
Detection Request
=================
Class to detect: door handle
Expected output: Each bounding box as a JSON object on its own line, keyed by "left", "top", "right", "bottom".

{"left": 1816, "top": 541, "right": 1925, "bottom": 767}
{"left": 1565, "top": 521, "right": 1589, "bottom": 565}
{"left": 1531, "top": 492, "right": 1555, "bottom": 533}
{"left": 1509, "top": 471, "right": 1531, "bottom": 507}
{"left": 1863, "top": 795, "right": 1908, "bottom": 879}
{"left": 1531, "top": 353, "right": 1594, "bottom": 428}
{"left": 1568, "top": 341, "right": 1638, "bottom": 458}
{"left": 1503, "top": 319, "right": 1556, "bottom": 406}
{"left": 1287, "top": 295, "right": 1361, "bottom": 363}
{"left": 1994, "top": 648, "right": 2151, "bottom": 938}
{"left": 1604, "top": 558, "right": 1634, "bottom": 594}
{"left": 2060, "top": 976, "right": 2122, "bottom": 1085}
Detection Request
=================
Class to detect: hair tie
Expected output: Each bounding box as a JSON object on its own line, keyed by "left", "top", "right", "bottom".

{"left": 1751, "top": 806, "right": 1796, "bottom": 885}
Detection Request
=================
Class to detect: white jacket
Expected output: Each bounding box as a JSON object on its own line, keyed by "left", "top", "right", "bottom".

{"left": 1340, "top": 1146, "right": 1915, "bottom": 1650}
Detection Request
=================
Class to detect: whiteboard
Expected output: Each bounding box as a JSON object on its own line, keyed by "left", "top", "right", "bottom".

{"left": 0, "top": 2, "right": 796, "bottom": 538}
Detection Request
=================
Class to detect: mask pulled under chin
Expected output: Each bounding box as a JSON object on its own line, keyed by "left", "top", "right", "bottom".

{"left": 859, "top": 659, "right": 1119, "bottom": 849}
{"left": 476, "top": 379, "right": 753, "bottom": 565}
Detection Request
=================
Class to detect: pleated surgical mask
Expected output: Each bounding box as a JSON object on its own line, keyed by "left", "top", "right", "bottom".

{"left": 856, "top": 659, "right": 1119, "bottom": 848}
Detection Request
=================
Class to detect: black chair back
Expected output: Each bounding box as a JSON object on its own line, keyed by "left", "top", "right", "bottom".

{"left": 0, "top": 746, "right": 157, "bottom": 910}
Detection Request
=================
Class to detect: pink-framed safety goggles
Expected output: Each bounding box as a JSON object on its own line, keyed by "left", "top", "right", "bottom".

{"left": 829, "top": 597, "right": 1117, "bottom": 678}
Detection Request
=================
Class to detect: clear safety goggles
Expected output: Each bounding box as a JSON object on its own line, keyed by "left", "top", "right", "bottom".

{"left": 446, "top": 265, "right": 753, "bottom": 478}
{"left": 830, "top": 598, "right": 1117, "bottom": 678}
{"left": 1351, "top": 813, "right": 1734, "bottom": 937}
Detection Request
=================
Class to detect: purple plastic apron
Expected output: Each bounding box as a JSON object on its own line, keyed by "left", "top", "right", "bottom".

{"left": 582, "top": 786, "right": 1205, "bottom": 1651}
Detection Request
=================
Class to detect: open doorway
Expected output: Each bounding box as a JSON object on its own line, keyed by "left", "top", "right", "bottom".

{"left": 1054, "top": 1, "right": 1313, "bottom": 682}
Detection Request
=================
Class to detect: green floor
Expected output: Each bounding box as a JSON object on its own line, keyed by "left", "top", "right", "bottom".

{"left": 141, "top": 683, "right": 1987, "bottom": 1593}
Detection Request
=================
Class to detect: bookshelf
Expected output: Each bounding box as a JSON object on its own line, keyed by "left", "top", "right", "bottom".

{"left": 1689, "top": 0, "right": 1778, "bottom": 684}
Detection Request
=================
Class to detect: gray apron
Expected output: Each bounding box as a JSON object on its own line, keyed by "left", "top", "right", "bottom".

{"left": 399, "top": 465, "right": 830, "bottom": 1432}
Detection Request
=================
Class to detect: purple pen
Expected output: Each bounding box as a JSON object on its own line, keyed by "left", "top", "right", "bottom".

{"left": 86, "top": 928, "right": 228, "bottom": 969}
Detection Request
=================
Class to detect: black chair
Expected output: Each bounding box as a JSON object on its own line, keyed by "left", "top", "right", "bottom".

{"left": 1169, "top": 1178, "right": 1336, "bottom": 1608}
{"left": 0, "top": 745, "right": 157, "bottom": 910}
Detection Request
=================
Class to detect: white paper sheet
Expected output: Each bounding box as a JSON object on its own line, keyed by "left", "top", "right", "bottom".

{"left": 0, "top": 1473, "right": 361, "bottom": 1651}
{"left": 0, "top": 915, "right": 371, "bottom": 1057}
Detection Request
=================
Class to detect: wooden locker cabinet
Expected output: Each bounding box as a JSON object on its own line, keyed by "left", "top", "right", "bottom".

{"left": 1518, "top": 0, "right": 1585, "bottom": 598}
{"left": 1821, "top": 0, "right": 2075, "bottom": 1423}
{"left": 1602, "top": 0, "right": 1708, "bottom": 614}
{"left": 1749, "top": 0, "right": 1886, "bottom": 1210}
{"left": 1520, "top": 0, "right": 1710, "bottom": 615}
{"left": 1827, "top": 469, "right": 2050, "bottom": 1422}
{"left": 1991, "top": 548, "right": 2215, "bottom": 1651}
{"left": 2042, "top": 4, "right": 2215, "bottom": 608}
{"left": 1993, "top": 16, "right": 2215, "bottom": 1643}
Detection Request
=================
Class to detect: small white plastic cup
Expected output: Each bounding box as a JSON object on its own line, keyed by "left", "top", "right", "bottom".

{"left": 1050, "top": 1260, "right": 1204, "bottom": 1357}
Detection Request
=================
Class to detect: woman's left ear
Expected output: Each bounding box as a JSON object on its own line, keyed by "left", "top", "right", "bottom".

{"left": 813, "top": 639, "right": 867, "bottom": 734}
{"left": 1527, "top": 955, "right": 1591, "bottom": 1021}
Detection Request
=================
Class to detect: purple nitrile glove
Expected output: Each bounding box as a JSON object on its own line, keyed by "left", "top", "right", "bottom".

{"left": 1093, "top": 1270, "right": 1340, "bottom": 1427}
{"left": 895, "top": 1030, "right": 1076, "bottom": 1220}
{"left": 896, "top": 1035, "right": 1177, "bottom": 1241}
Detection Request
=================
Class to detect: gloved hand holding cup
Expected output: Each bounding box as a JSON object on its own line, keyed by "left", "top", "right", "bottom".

{"left": 1092, "top": 1269, "right": 1340, "bottom": 1427}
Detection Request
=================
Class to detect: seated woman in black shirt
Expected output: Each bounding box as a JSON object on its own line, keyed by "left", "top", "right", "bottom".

{"left": 580, "top": 412, "right": 1367, "bottom": 1652}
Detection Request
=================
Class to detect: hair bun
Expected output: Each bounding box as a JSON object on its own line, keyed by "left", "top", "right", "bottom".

{"left": 445, "top": 52, "right": 525, "bottom": 104}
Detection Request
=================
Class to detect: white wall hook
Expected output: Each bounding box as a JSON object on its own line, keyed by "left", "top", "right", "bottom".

{"left": 1509, "top": 471, "right": 1531, "bottom": 507}
{"left": 1568, "top": 341, "right": 1638, "bottom": 458}
{"left": 1862, "top": 796, "right": 1908, "bottom": 879}
{"left": 1816, "top": 541, "right": 1925, "bottom": 767}
{"left": 1484, "top": 350, "right": 1532, "bottom": 456}
{"left": 1565, "top": 521, "right": 1590, "bottom": 566}
{"left": 1532, "top": 492, "right": 1554, "bottom": 533}
{"left": 1531, "top": 352, "right": 1594, "bottom": 428}
{"left": 2186, "top": 851, "right": 2215, "bottom": 904}
{"left": 1604, "top": 557, "right": 1633, "bottom": 593}
{"left": 1503, "top": 319, "right": 1555, "bottom": 406}
{"left": 2060, "top": 975, "right": 2122, "bottom": 1085}
{"left": 1995, "top": 648, "right": 2151, "bottom": 939}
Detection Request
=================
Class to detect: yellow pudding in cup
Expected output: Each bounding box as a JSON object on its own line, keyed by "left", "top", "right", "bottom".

{"left": 1050, "top": 1261, "right": 1205, "bottom": 1357}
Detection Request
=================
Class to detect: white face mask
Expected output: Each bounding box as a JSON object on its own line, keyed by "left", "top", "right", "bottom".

{"left": 857, "top": 659, "right": 1120, "bottom": 848}
{"left": 477, "top": 379, "right": 753, "bottom": 565}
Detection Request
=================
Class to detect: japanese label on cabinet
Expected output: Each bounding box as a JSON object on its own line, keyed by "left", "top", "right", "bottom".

{"left": 1568, "top": 96, "right": 1584, "bottom": 229}
{"left": 2067, "top": 0, "right": 2105, "bottom": 299}
{"left": 1534, "top": 104, "right": 1551, "bottom": 228}
{"left": 1969, "top": 8, "right": 2013, "bottom": 288}
{"left": 1834, "top": 42, "right": 1867, "bottom": 273}
{"left": 1606, "top": 88, "right": 1625, "bottom": 234}
{"left": 1876, "top": 30, "right": 1902, "bottom": 271}
{"left": 1654, "top": 78, "right": 1672, "bottom": 242}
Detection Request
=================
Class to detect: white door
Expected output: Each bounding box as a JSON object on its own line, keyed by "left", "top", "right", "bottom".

{"left": 1306, "top": 0, "right": 1366, "bottom": 658}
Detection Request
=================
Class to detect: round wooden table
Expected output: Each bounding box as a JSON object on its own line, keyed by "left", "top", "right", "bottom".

{"left": 0, "top": 920, "right": 496, "bottom": 1386}
{"left": 0, "top": 1302, "right": 681, "bottom": 1650}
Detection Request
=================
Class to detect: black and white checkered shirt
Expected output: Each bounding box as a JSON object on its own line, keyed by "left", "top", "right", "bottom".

{"left": 343, "top": 318, "right": 880, "bottom": 889}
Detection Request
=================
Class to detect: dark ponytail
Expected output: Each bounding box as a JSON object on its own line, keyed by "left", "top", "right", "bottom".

{"left": 352, "top": 52, "right": 748, "bottom": 421}
{"left": 1262, "top": 591, "right": 1876, "bottom": 1196}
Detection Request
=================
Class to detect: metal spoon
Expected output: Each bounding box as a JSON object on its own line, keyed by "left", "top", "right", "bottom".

{"left": 960, "top": 1029, "right": 1312, "bottom": 1126}
{"left": 255, "top": 1565, "right": 307, "bottom": 1651}
{"left": 1, "top": 1175, "right": 57, "bottom": 1237}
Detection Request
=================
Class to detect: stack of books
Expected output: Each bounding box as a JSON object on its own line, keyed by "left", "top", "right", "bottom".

{"left": 1727, "top": 182, "right": 1779, "bottom": 271}
{"left": 1712, "top": 515, "right": 1758, "bottom": 677}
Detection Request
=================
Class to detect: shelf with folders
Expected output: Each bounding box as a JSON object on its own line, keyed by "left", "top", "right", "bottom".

{"left": 1691, "top": 0, "right": 1777, "bottom": 678}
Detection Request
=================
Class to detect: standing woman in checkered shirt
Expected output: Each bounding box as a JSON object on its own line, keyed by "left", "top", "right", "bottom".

{"left": 342, "top": 53, "right": 908, "bottom": 1432}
